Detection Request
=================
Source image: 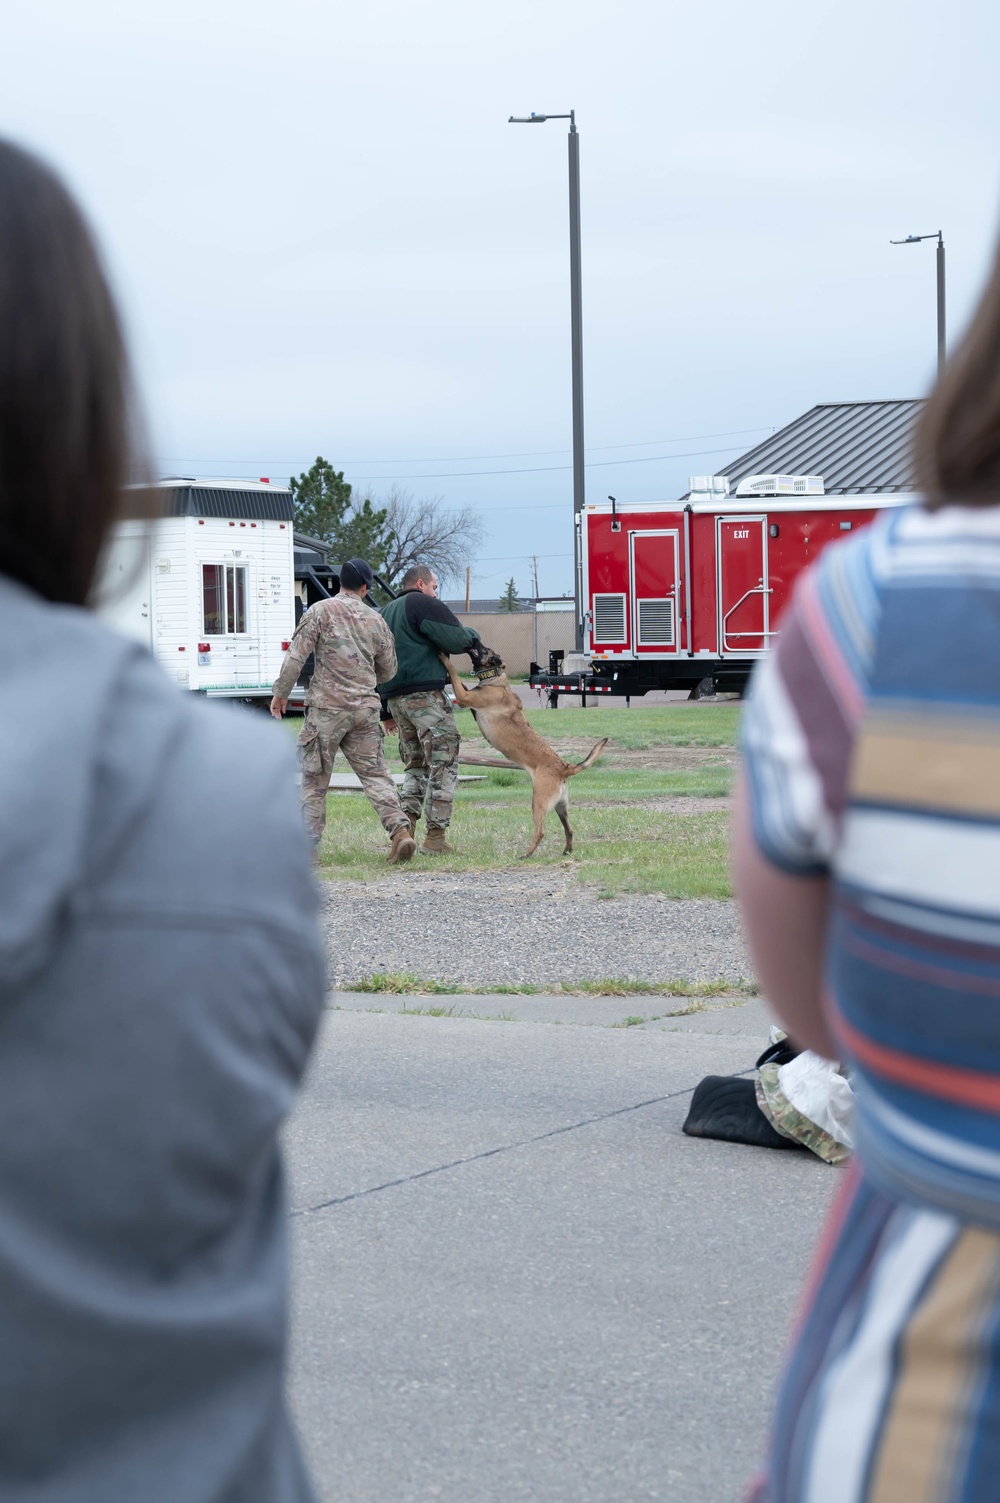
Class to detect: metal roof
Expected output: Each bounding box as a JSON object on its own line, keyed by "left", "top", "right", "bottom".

{"left": 713, "top": 400, "right": 924, "bottom": 497}
{"left": 160, "top": 484, "right": 294, "bottom": 521}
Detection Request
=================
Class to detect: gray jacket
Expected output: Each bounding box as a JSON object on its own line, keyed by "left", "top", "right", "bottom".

{"left": 0, "top": 577, "right": 323, "bottom": 1500}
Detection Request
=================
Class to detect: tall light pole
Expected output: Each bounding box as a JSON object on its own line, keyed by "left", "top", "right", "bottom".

{"left": 509, "top": 109, "right": 586, "bottom": 648}
{"left": 891, "top": 231, "right": 946, "bottom": 376}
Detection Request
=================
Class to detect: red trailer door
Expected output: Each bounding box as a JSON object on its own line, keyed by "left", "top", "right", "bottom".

{"left": 630, "top": 530, "right": 680, "bottom": 654}
{"left": 717, "top": 516, "right": 769, "bottom": 654}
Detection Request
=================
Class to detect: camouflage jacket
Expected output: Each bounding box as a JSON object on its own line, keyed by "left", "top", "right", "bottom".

{"left": 273, "top": 593, "right": 397, "bottom": 711}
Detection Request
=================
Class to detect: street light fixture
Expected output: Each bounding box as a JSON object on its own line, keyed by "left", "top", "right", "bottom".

{"left": 509, "top": 109, "right": 586, "bottom": 648}
{"left": 890, "top": 230, "right": 946, "bottom": 376}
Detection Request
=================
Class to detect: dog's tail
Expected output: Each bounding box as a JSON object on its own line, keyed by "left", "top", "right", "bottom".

{"left": 564, "top": 737, "right": 609, "bottom": 777}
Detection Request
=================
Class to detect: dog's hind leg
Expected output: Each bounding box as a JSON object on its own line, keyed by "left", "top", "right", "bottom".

{"left": 554, "top": 787, "right": 572, "bottom": 854}
{"left": 521, "top": 788, "right": 547, "bottom": 858}
{"left": 522, "top": 774, "right": 561, "bottom": 859}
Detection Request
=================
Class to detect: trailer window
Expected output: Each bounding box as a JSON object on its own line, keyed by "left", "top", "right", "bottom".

{"left": 202, "top": 564, "right": 248, "bottom": 635}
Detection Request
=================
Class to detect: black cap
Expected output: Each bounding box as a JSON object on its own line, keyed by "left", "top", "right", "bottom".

{"left": 340, "top": 558, "right": 374, "bottom": 590}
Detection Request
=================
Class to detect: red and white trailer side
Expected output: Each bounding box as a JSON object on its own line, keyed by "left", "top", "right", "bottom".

{"left": 533, "top": 492, "right": 905, "bottom": 700}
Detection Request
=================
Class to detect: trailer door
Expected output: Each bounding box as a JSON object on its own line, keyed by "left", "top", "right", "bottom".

{"left": 199, "top": 559, "right": 261, "bottom": 690}
{"left": 95, "top": 530, "right": 153, "bottom": 648}
{"left": 630, "top": 530, "right": 680, "bottom": 654}
{"left": 717, "top": 516, "right": 769, "bottom": 654}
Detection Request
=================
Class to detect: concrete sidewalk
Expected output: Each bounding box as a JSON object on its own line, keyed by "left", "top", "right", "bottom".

{"left": 328, "top": 988, "right": 775, "bottom": 1035}
{"left": 286, "top": 1000, "right": 836, "bottom": 1502}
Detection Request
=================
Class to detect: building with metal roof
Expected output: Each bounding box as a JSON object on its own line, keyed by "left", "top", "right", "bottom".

{"left": 701, "top": 399, "right": 924, "bottom": 498}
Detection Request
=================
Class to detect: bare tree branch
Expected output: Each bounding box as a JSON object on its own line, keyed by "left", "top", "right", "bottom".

{"left": 356, "top": 485, "right": 486, "bottom": 589}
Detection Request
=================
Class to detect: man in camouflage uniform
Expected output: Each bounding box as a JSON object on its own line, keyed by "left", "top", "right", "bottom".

{"left": 271, "top": 558, "right": 416, "bottom": 863}
{"left": 379, "top": 565, "right": 483, "bottom": 854}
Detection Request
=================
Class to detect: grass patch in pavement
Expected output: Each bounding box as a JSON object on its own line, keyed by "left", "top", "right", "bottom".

{"left": 343, "top": 972, "right": 756, "bottom": 997}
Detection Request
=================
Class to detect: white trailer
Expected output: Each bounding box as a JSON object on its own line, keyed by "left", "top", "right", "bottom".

{"left": 95, "top": 479, "right": 296, "bottom": 700}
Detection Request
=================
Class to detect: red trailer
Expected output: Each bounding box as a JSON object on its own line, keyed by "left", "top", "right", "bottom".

{"left": 531, "top": 483, "right": 904, "bottom": 701}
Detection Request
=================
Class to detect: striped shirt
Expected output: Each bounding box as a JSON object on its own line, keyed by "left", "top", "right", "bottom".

{"left": 743, "top": 504, "right": 1000, "bottom": 1229}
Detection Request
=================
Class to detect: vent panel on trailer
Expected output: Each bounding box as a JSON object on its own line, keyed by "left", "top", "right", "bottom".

{"left": 593, "top": 593, "right": 627, "bottom": 643}
{"left": 637, "top": 596, "right": 675, "bottom": 646}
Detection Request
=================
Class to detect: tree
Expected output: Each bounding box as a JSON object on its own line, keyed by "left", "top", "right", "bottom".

{"left": 332, "top": 494, "right": 390, "bottom": 570}
{"left": 289, "top": 457, "right": 391, "bottom": 572}
{"left": 357, "top": 485, "right": 486, "bottom": 590}
{"left": 288, "top": 458, "right": 353, "bottom": 546}
{"left": 498, "top": 577, "right": 521, "bottom": 612}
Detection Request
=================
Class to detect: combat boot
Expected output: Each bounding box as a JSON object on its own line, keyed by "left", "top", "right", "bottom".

{"left": 387, "top": 825, "right": 417, "bottom": 864}
{"left": 421, "top": 826, "right": 454, "bottom": 855}
{"left": 403, "top": 811, "right": 419, "bottom": 839}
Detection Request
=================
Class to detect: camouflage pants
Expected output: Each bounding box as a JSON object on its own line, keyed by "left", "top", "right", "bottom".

{"left": 387, "top": 689, "right": 461, "bottom": 830}
{"left": 298, "top": 706, "right": 408, "bottom": 842}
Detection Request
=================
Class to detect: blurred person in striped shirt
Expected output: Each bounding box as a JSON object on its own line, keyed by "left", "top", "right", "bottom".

{"left": 735, "top": 235, "right": 1000, "bottom": 1503}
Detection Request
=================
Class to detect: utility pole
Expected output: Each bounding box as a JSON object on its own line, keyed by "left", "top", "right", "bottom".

{"left": 509, "top": 109, "right": 586, "bottom": 647}
{"left": 465, "top": 565, "right": 471, "bottom": 613}
{"left": 532, "top": 555, "right": 540, "bottom": 598}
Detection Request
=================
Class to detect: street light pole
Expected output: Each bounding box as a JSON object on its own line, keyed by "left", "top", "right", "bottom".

{"left": 509, "top": 110, "right": 586, "bottom": 648}
{"left": 891, "top": 231, "right": 946, "bottom": 376}
{"left": 936, "top": 233, "right": 946, "bottom": 376}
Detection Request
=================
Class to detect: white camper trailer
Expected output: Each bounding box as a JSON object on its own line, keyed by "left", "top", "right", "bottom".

{"left": 96, "top": 479, "right": 296, "bottom": 701}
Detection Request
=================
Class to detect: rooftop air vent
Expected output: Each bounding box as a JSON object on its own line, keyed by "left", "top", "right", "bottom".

{"left": 688, "top": 475, "right": 730, "bottom": 496}
{"left": 735, "top": 474, "right": 825, "bottom": 497}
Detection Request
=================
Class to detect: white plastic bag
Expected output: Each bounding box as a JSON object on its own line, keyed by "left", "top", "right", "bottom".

{"left": 777, "top": 1051, "right": 854, "bottom": 1151}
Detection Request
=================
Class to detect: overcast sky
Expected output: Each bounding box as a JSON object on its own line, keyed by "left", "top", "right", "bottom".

{"left": 2, "top": 0, "right": 998, "bottom": 595}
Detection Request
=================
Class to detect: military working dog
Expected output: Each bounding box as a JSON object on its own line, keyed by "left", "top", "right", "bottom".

{"left": 440, "top": 649, "right": 607, "bottom": 858}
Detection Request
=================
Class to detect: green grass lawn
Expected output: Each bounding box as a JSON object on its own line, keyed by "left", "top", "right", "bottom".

{"left": 282, "top": 702, "right": 740, "bottom": 896}
{"left": 317, "top": 790, "right": 731, "bottom": 896}
{"left": 483, "top": 702, "right": 741, "bottom": 750}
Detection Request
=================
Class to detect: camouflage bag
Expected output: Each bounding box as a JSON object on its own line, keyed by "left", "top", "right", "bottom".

{"left": 755, "top": 1039, "right": 853, "bottom": 1166}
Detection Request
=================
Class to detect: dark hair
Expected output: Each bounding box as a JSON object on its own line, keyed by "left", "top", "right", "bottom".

{"left": 0, "top": 139, "right": 140, "bottom": 604}
{"left": 915, "top": 236, "right": 1000, "bottom": 507}
{"left": 401, "top": 564, "right": 435, "bottom": 589}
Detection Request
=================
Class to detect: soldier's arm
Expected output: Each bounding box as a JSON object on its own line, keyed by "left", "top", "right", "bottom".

{"left": 373, "top": 621, "right": 398, "bottom": 687}
{"left": 272, "top": 608, "right": 322, "bottom": 699}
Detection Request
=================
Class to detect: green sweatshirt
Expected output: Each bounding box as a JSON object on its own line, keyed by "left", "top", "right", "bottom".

{"left": 378, "top": 590, "right": 480, "bottom": 702}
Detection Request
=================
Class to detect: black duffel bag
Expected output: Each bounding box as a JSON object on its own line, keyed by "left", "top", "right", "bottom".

{"left": 681, "top": 1039, "right": 806, "bottom": 1151}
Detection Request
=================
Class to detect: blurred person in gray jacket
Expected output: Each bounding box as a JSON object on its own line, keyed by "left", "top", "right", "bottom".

{"left": 0, "top": 140, "right": 324, "bottom": 1500}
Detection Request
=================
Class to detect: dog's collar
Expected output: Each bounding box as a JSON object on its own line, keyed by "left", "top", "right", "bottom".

{"left": 474, "top": 666, "right": 504, "bottom": 681}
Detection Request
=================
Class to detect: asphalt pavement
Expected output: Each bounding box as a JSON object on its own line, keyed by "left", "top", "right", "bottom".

{"left": 285, "top": 995, "right": 838, "bottom": 1503}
